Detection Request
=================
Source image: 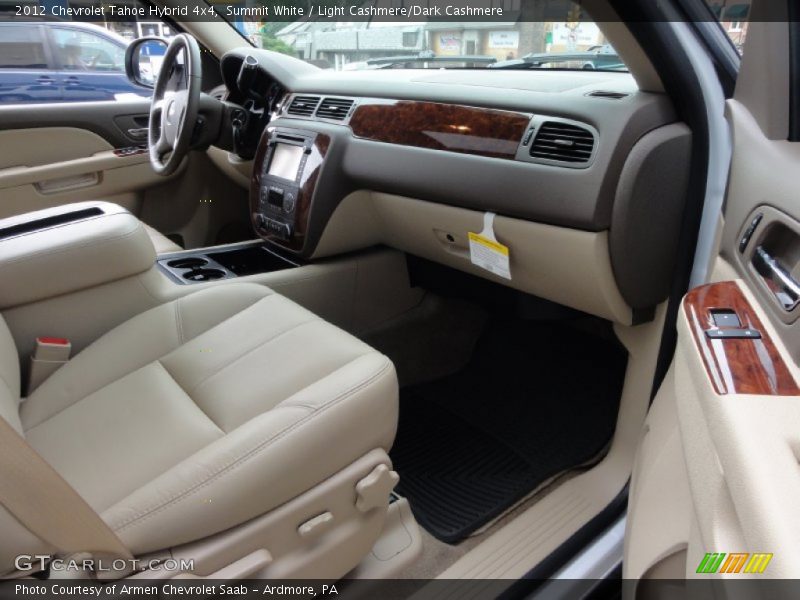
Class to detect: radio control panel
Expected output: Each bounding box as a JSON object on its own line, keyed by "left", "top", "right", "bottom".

{"left": 253, "top": 129, "right": 316, "bottom": 241}
{"left": 250, "top": 127, "right": 330, "bottom": 253}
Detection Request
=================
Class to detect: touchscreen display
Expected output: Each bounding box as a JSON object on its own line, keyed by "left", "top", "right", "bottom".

{"left": 268, "top": 143, "right": 304, "bottom": 180}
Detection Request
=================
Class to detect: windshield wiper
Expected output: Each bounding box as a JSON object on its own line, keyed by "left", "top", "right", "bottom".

{"left": 489, "top": 62, "right": 539, "bottom": 70}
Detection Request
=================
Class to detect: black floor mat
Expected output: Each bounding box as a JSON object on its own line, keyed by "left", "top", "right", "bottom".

{"left": 390, "top": 319, "right": 628, "bottom": 543}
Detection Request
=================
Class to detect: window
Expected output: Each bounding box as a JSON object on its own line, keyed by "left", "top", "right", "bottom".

{"left": 240, "top": 1, "right": 628, "bottom": 73}
{"left": 139, "top": 23, "right": 165, "bottom": 37}
{"left": 704, "top": 0, "right": 751, "bottom": 55}
{"left": 0, "top": 3, "right": 171, "bottom": 105}
{"left": 0, "top": 27, "right": 47, "bottom": 69}
{"left": 402, "top": 32, "right": 419, "bottom": 47}
{"left": 52, "top": 29, "right": 125, "bottom": 72}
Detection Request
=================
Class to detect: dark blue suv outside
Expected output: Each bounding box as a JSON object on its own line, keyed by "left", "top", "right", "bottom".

{"left": 0, "top": 21, "right": 152, "bottom": 104}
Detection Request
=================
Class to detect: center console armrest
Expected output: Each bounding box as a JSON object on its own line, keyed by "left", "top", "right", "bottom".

{"left": 0, "top": 202, "right": 155, "bottom": 309}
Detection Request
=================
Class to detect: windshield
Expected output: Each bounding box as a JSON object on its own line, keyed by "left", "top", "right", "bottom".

{"left": 215, "top": 1, "right": 628, "bottom": 73}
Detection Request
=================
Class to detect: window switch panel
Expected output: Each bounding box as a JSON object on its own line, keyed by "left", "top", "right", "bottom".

{"left": 705, "top": 328, "right": 761, "bottom": 340}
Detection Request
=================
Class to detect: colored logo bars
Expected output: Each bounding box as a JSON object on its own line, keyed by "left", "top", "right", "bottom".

{"left": 696, "top": 552, "right": 773, "bottom": 574}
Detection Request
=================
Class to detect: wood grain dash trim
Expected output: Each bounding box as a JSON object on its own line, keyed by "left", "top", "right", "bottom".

{"left": 349, "top": 100, "right": 530, "bottom": 160}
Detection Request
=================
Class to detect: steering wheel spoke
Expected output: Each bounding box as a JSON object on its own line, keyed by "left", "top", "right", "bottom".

{"left": 154, "top": 132, "right": 171, "bottom": 156}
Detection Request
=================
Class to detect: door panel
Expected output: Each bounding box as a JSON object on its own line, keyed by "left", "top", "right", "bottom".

{"left": 0, "top": 97, "right": 182, "bottom": 217}
{"left": 0, "top": 125, "right": 178, "bottom": 218}
{"left": 0, "top": 26, "right": 249, "bottom": 250}
{"left": 623, "top": 362, "right": 692, "bottom": 581}
{"left": 0, "top": 98, "right": 152, "bottom": 147}
{"left": 0, "top": 94, "right": 251, "bottom": 248}
{"left": 673, "top": 280, "right": 800, "bottom": 578}
{"left": 0, "top": 127, "right": 110, "bottom": 167}
{"left": 721, "top": 102, "right": 800, "bottom": 359}
{"left": 625, "top": 20, "right": 800, "bottom": 582}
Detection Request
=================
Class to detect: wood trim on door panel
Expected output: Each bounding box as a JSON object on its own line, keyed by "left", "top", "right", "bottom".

{"left": 683, "top": 281, "right": 800, "bottom": 395}
{"left": 349, "top": 100, "right": 530, "bottom": 160}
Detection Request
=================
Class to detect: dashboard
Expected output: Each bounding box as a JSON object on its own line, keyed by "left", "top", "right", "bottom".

{"left": 215, "top": 48, "right": 692, "bottom": 324}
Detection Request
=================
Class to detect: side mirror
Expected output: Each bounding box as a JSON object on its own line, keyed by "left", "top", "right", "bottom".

{"left": 125, "top": 37, "right": 169, "bottom": 88}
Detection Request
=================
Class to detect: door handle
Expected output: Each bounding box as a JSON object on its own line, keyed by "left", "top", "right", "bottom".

{"left": 35, "top": 75, "right": 54, "bottom": 85}
{"left": 752, "top": 246, "right": 800, "bottom": 311}
{"left": 127, "top": 128, "right": 148, "bottom": 140}
{"left": 64, "top": 75, "right": 81, "bottom": 85}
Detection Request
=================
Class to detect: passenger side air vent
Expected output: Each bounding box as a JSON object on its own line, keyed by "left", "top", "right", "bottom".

{"left": 587, "top": 90, "right": 629, "bottom": 99}
{"left": 530, "top": 121, "right": 595, "bottom": 164}
{"left": 315, "top": 97, "right": 354, "bottom": 120}
{"left": 286, "top": 95, "right": 320, "bottom": 117}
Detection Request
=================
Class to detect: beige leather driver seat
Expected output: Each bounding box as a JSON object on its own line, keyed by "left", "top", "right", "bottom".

{"left": 0, "top": 283, "right": 398, "bottom": 578}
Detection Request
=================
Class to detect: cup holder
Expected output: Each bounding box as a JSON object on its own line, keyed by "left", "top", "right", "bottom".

{"left": 183, "top": 268, "right": 226, "bottom": 282}
{"left": 159, "top": 252, "right": 233, "bottom": 284}
{"left": 167, "top": 257, "right": 208, "bottom": 269}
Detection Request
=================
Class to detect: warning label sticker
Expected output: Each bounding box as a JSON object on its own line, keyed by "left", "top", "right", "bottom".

{"left": 468, "top": 213, "right": 511, "bottom": 280}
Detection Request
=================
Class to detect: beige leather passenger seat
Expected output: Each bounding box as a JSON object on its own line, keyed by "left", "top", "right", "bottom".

{"left": 0, "top": 283, "right": 399, "bottom": 578}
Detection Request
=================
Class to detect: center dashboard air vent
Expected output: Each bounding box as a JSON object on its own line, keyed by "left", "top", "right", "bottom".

{"left": 529, "top": 121, "right": 595, "bottom": 164}
{"left": 315, "top": 97, "right": 354, "bottom": 121}
{"left": 286, "top": 95, "right": 320, "bottom": 117}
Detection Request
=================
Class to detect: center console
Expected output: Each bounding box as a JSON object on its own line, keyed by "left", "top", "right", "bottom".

{"left": 157, "top": 241, "right": 300, "bottom": 284}
{"left": 250, "top": 127, "right": 330, "bottom": 252}
{"left": 0, "top": 201, "right": 155, "bottom": 309}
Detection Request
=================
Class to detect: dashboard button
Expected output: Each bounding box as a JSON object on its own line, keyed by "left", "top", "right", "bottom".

{"left": 522, "top": 128, "right": 535, "bottom": 146}
{"left": 711, "top": 310, "right": 741, "bottom": 328}
{"left": 263, "top": 218, "right": 292, "bottom": 239}
{"left": 705, "top": 328, "right": 761, "bottom": 340}
{"left": 739, "top": 213, "right": 763, "bottom": 253}
{"left": 283, "top": 193, "right": 296, "bottom": 213}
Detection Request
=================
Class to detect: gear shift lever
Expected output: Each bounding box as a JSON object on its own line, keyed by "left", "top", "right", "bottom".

{"left": 237, "top": 55, "right": 261, "bottom": 102}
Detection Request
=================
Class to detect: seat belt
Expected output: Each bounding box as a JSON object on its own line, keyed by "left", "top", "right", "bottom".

{"left": 0, "top": 416, "right": 132, "bottom": 572}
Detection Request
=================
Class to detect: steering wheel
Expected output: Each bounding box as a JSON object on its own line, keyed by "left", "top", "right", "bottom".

{"left": 149, "top": 34, "right": 202, "bottom": 176}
